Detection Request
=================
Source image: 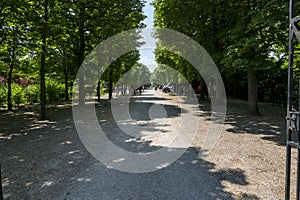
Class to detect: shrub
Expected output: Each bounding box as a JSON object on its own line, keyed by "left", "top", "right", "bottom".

{"left": 0, "top": 80, "right": 67, "bottom": 108}
{"left": 0, "top": 85, "right": 7, "bottom": 107}
{"left": 12, "top": 84, "right": 25, "bottom": 106}
{"left": 46, "top": 80, "right": 65, "bottom": 102}
{"left": 26, "top": 84, "right": 40, "bottom": 104}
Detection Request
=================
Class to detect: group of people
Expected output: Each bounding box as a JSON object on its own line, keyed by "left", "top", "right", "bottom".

{"left": 114, "top": 85, "right": 145, "bottom": 96}
{"left": 153, "top": 77, "right": 210, "bottom": 102}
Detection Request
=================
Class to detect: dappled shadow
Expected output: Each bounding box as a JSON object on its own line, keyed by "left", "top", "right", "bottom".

{"left": 52, "top": 146, "right": 254, "bottom": 200}
{"left": 128, "top": 102, "right": 185, "bottom": 121}
{"left": 130, "top": 96, "right": 172, "bottom": 101}
{"left": 0, "top": 96, "right": 258, "bottom": 199}
{"left": 128, "top": 95, "right": 184, "bottom": 121}
{"left": 225, "top": 100, "right": 286, "bottom": 146}
{"left": 0, "top": 102, "right": 90, "bottom": 199}
{"left": 92, "top": 97, "right": 188, "bottom": 152}
{"left": 196, "top": 99, "right": 286, "bottom": 146}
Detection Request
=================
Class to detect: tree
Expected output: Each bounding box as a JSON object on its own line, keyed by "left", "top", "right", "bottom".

{"left": 58, "top": 0, "right": 146, "bottom": 103}
{"left": 40, "top": 0, "right": 48, "bottom": 118}
{"left": 0, "top": 0, "right": 29, "bottom": 111}
{"left": 221, "top": 0, "right": 287, "bottom": 115}
{"left": 0, "top": 0, "right": 146, "bottom": 112}
{"left": 101, "top": 50, "right": 142, "bottom": 99}
{"left": 153, "top": 0, "right": 288, "bottom": 115}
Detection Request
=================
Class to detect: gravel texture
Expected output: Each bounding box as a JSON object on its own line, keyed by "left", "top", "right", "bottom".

{"left": 0, "top": 90, "right": 294, "bottom": 199}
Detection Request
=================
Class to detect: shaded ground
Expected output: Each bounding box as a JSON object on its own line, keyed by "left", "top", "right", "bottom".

{"left": 0, "top": 90, "right": 295, "bottom": 199}
{"left": 198, "top": 99, "right": 289, "bottom": 200}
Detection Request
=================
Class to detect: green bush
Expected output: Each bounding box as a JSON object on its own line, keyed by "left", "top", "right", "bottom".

{"left": 12, "top": 84, "right": 25, "bottom": 106}
{"left": 101, "top": 88, "right": 107, "bottom": 95}
{"left": 0, "top": 85, "right": 7, "bottom": 107}
{"left": 26, "top": 84, "right": 40, "bottom": 104}
{"left": 0, "top": 81, "right": 67, "bottom": 108}
{"left": 46, "top": 80, "right": 65, "bottom": 102}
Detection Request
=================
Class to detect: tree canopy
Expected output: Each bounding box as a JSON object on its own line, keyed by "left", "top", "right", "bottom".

{"left": 153, "top": 0, "right": 288, "bottom": 115}
{"left": 0, "top": 0, "right": 294, "bottom": 116}
{"left": 0, "top": 0, "right": 146, "bottom": 117}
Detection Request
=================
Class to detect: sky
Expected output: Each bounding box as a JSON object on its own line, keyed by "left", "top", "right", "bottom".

{"left": 138, "top": 0, "right": 158, "bottom": 73}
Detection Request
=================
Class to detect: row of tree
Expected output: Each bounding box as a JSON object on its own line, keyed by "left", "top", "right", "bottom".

{"left": 0, "top": 0, "right": 146, "bottom": 118}
{"left": 153, "top": 0, "right": 292, "bottom": 115}
{"left": 1, "top": 0, "right": 298, "bottom": 117}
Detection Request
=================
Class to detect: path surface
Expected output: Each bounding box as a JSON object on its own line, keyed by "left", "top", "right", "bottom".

{"left": 0, "top": 89, "right": 290, "bottom": 199}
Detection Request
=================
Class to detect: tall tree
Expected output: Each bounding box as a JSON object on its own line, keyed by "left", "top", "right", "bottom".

{"left": 40, "top": 0, "right": 48, "bottom": 118}
{"left": 153, "top": 0, "right": 288, "bottom": 115}
{"left": 221, "top": 0, "right": 287, "bottom": 115}
{"left": 0, "top": 0, "right": 146, "bottom": 111}
{"left": 0, "top": 0, "right": 28, "bottom": 111}
{"left": 59, "top": 0, "right": 146, "bottom": 103}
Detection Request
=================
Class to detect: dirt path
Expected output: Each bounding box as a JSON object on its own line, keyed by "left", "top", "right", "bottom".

{"left": 0, "top": 90, "right": 295, "bottom": 199}
{"left": 202, "top": 99, "right": 289, "bottom": 200}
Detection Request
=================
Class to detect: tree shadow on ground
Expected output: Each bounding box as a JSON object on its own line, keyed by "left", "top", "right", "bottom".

{"left": 196, "top": 99, "right": 287, "bottom": 146}
{"left": 0, "top": 97, "right": 259, "bottom": 199}
{"left": 130, "top": 96, "right": 172, "bottom": 101}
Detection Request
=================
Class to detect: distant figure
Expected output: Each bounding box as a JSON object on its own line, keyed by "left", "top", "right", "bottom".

{"left": 197, "top": 82, "right": 205, "bottom": 101}
{"left": 138, "top": 86, "right": 142, "bottom": 94}
{"left": 123, "top": 86, "right": 127, "bottom": 95}
{"left": 191, "top": 76, "right": 197, "bottom": 92}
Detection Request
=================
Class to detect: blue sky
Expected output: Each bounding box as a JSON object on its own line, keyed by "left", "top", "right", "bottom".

{"left": 138, "top": 0, "right": 158, "bottom": 73}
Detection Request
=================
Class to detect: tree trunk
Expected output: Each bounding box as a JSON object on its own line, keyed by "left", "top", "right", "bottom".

{"left": 247, "top": 68, "right": 260, "bottom": 116}
{"left": 40, "top": 0, "right": 48, "bottom": 119}
{"left": 78, "top": 17, "right": 85, "bottom": 106}
{"left": 63, "top": 66, "right": 69, "bottom": 101}
{"left": 108, "top": 70, "right": 113, "bottom": 100}
{"left": 7, "top": 63, "right": 13, "bottom": 111}
{"left": 97, "top": 80, "right": 101, "bottom": 102}
{"left": 8, "top": 27, "right": 17, "bottom": 111}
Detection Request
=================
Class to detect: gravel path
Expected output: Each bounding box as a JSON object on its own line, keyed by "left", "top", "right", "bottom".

{"left": 0, "top": 89, "right": 293, "bottom": 199}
